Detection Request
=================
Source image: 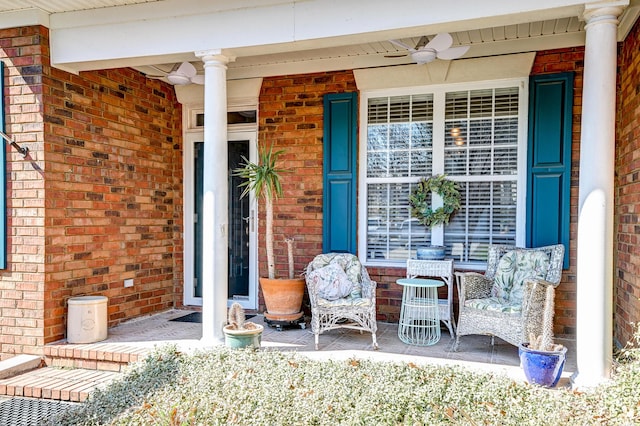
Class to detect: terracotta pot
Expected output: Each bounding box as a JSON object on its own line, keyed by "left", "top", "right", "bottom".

{"left": 259, "top": 277, "right": 305, "bottom": 321}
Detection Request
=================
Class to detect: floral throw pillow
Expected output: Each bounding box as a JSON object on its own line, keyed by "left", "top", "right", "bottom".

{"left": 492, "top": 250, "right": 550, "bottom": 304}
{"left": 308, "top": 263, "right": 354, "bottom": 301}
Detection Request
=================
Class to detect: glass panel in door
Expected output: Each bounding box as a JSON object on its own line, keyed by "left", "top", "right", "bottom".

{"left": 193, "top": 140, "right": 251, "bottom": 301}
{"left": 227, "top": 140, "right": 250, "bottom": 299}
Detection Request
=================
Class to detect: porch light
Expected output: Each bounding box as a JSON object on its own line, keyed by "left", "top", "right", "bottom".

{"left": 0, "top": 130, "right": 29, "bottom": 158}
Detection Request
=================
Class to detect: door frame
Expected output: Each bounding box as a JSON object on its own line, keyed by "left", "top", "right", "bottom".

{"left": 183, "top": 130, "right": 258, "bottom": 309}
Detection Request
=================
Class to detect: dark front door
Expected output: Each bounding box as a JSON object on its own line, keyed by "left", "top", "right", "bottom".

{"left": 193, "top": 140, "right": 251, "bottom": 300}
{"left": 227, "top": 140, "right": 251, "bottom": 299}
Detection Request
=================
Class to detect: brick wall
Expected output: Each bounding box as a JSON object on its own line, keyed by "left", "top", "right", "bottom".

{"left": 0, "top": 26, "right": 46, "bottom": 359}
{"left": 258, "top": 71, "right": 357, "bottom": 306}
{"left": 616, "top": 19, "right": 640, "bottom": 347}
{"left": 530, "top": 47, "right": 584, "bottom": 337}
{"left": 0, "top": 26, "right": 184, "bottom": 358}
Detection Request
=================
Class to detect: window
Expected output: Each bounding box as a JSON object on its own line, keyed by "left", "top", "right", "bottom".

{"left": 360, "top": 80, "right": 526, "bottom": 267}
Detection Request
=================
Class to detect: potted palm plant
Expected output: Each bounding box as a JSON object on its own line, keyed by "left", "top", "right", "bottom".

{"left": 234, "top": 145, "right": 305, "bottom": 326}
{"left": 518, "top": 284, "right": 567, "bottom": 387}
{"left": 408, "top": 174, "right": 461, "bottom": 260}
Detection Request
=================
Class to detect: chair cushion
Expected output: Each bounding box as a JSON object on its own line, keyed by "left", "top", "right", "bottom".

{"left": 491, "top": 250, "right": 550, "bottom": 304}
{"left": 307, "top": 263, "right": 353, "bottom": 301}
{"left": 465, "top": 297, "right": 522, "bottom": 313}
{"left": 308, "top": 253, "right": 363, "bottom": 298}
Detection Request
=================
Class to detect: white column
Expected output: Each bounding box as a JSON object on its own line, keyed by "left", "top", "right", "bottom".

{"left": 197, "top": 50, "right": 231, "bottom": 345}
{"left": 575, "top": 1, "right": 627, "bottom": 387}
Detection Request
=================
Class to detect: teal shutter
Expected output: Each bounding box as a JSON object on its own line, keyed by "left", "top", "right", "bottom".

{"left": 0, "top": 61, "right": 6, "bottom": 269}
{"left": 323, "top": 93, "right": 357, "bottom": 254}
{"left": 527, "top": 72, "right": 573, "bottom": 267}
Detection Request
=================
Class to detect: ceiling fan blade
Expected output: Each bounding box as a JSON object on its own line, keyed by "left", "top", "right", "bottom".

{"left": 191, "top": 74, "right": 205, "bottom": 85}
{"left": 389, "top": 39, "right": 416, "bottom": 52}
{"left": 424, "top": 33, "right": 453, "bottom": 52}
{"left": 436, "top": 45, "right": 470, "bottom": 60}
{"left": 384, "top": 53, "right": 409, "bottom": 58}
{"left": 175, "top": 61, "right": 197, "bottom": 78}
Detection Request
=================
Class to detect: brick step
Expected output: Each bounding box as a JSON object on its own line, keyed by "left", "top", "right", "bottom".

{"left": 44, "top": 343, "right": 150, "bottom": 372}
{"left": 0, "top": 367, "right": 121, "bottom": 402}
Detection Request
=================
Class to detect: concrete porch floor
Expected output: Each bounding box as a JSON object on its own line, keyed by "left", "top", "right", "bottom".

{"left": 87, "top": 309, "right": 577, "bottom": 387}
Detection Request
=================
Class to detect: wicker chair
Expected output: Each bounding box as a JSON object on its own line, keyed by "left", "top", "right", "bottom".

{"left": 454, "top": 244, "right": 564, "bottom": 351}
{"left": 305, "top": 253, "right": 378, "bottom": 350}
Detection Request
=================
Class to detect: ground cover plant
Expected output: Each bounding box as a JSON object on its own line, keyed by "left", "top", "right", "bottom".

{"left": 51, "top": 329, "right": 640, "bottom": 426}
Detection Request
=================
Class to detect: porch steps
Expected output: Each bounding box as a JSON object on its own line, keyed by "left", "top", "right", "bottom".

{"left": 43, "top": 342, "right": 150, "bottom": 372}
{"left": 0, "top": 366, "right": 120, "bottom": 402}
{"left": 0, "top": 342, "right": 151, "bottom": 403}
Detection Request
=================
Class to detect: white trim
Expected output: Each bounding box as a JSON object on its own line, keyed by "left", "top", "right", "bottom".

{"left": 175, "top": 78, "right": 263, "bottom": 106}
{"left": 0, "top": 9, "right": 50, "bottom": 30}
{"left": 515, "top": 79, "right": 529, "bottom": 248}
{"left": 431, "top": 90, "right": 446, "bottom": 244}
{"left": 358, "top": 78, "right": 528, "bottom": 268}
{"left": 183, "top": 130, "right": 201, "bottom": 306}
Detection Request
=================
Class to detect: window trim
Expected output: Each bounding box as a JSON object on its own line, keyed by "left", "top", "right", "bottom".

{"left": 357, "top": 78, "right": 529, "bottom": 269}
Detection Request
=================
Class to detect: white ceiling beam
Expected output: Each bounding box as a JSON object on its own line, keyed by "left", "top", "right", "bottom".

{"left": 0, "top": 8, "right": 49, "bottom": 29}
{"left": 48, "top": 0, "right": 595, "bottom": 71}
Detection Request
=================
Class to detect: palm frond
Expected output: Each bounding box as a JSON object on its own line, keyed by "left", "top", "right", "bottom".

{"left": 234, "top": 145, "right": 286, "bottom": 201}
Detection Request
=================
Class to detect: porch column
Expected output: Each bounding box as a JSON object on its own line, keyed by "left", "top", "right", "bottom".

{"left": 575, "top": 1, "right": 627, "bottom": 387}
{"left": 197, "top": 50, "right": 231, "bottom": 345}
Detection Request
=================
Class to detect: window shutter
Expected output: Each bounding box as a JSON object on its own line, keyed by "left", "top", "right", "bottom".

{"left": 323, "top": 93, "right": 357, "bottom": 254}
{"left": 527, "top": 73, "right": 573, "bottom": 267}
{"left": 0, "top": 61, "right": 6, "bottom": 269}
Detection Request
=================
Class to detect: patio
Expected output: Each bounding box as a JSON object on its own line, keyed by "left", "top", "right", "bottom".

{"left": 82, "top": 309, "right": 577, "bottom": 387}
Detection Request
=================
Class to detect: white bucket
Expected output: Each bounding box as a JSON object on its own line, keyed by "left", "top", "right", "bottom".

{"left": 67, "top": 296, "right": 108, "bottom": 344}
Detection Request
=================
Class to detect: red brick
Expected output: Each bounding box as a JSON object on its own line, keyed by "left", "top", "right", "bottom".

{"left": 615, "top": 18, "right": 640, "bottom": 346}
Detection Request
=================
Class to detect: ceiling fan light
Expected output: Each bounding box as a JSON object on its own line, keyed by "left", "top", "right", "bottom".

{"left": 411, "top": 49, "right": 437, "bottom": 64}
{"left": 167, "top": 73, "right": 191, "bottom": 85}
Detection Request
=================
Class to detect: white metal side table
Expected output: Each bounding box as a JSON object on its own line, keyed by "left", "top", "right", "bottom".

{"left": 405, "top": 259, "right": 456, "bottom": 339}
{"left": 396, "top": 278, "right": 444, "bottom": 346}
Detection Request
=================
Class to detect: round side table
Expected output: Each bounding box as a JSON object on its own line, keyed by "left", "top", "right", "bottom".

{"left": 396, "top": 278, "right": 443, "bottom": 346}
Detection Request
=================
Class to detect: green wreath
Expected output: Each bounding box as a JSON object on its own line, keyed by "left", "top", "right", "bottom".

{"left": 409, "top": 174, "right": 461, "bottom": 227}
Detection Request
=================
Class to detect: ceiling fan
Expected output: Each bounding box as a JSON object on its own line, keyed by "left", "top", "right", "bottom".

{"left": 147, "top": 62, "right": 204, "bottom": 85}
{"left": 387, "top": 33, "right": 470, "bottom": 64}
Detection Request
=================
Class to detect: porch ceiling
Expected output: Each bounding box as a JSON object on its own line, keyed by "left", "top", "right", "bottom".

{"left": 0, "top": 0, "right": 160, "bottom": 13}
{"left": 1, "top": 0, "right": 639, "bottom": 81}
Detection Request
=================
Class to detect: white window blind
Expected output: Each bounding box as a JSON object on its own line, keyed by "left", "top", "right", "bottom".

{"left": 362, "top": 82, "right": 524, "bottom": 265}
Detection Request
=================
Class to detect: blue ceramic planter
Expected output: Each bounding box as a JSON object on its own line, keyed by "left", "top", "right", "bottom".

{"left": 519, "top": 343, "right": 567, "bottom": 387}
{"left": 416, "top": 246, "right": 446, "bottom": 260}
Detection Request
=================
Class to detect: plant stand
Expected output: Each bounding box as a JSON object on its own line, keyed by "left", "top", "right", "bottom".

{"left": 264, "top": 312, "right": 306, "bottom": 331}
